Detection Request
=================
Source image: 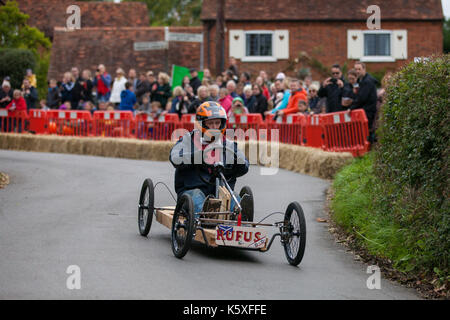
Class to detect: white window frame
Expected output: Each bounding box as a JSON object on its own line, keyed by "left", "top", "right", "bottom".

{"left": 361, "top": 30, "right": 395, "bottom": 62}
{"left": 241, "top": 30, "right": 277, "bottom": 62}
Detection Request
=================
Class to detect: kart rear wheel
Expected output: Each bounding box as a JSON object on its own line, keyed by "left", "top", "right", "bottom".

{"left": 282, "top": 202, "right": 306, "bottom": 266}
{"left": 138, "top": 178, "right": 154, "bottom": 236}
{"left": 171, "top": 194, "right": 195, "bottom": 259}
{"left": 239, "top": 186, "right": 254, "bottom": 222}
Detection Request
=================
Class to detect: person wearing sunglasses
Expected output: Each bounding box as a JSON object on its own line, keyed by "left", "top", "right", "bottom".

{"left": 317, "top": 64, "right": 345, "bottom": 113}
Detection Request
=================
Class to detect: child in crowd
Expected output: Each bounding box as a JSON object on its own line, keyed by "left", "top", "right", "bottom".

{"left": 39, "top": 99, "right": 50, "bottom": 110}
{"left": 298, "top": 100, "right": 311, "bottom": 115}
{"left": 106, "top": 102, "right": 115, "bottom": 111}
{"left": 149, "top": 101, "right": 164, "bottom": 119}
{"left": 136, "top": 95, "right": 151, "bottom": 114}
{"left": 98, "top": 101, "right": 107, "bottom": 111}
{"left": 119, "top": 82, "right": 136, "bottom": 112}
{"left": 59, "top": 101, "right": 71, "bottom": 110}
{"left": 23, "top": 69, "right": 37, "bottom": 88}
{"left": 83, "top": 101, "right": 97, "bottom": 114}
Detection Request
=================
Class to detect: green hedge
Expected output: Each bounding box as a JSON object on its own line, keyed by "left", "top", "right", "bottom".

{"left": 0, "top": 48, "right": 36, "bottom": 89}
{"left": 332, "top": 55, "right": 449, "bottom": 287}
{"left": 375, "top": 55, "right": 449, "bottom": 275}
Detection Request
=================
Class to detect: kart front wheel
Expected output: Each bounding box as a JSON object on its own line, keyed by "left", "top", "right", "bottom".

{"left": 171, "top": 194, "right": 195, "bottom": 259}
{"left": 138, "top": 178, "right": 155, "bottom": 236}
{"left": 282, "top": 201, "right": 306, "bottom": 266}
{"left": 239, "top": 186, "right": 254, "bottom": 222}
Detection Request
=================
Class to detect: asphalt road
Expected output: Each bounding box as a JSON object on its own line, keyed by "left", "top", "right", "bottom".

{"left": 0, "top": 150, "right": 420, "bottom": 299}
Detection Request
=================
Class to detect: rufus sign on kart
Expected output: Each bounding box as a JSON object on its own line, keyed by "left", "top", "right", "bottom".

{"left": 215, "top": 225, "right": 268, "bottom": 249}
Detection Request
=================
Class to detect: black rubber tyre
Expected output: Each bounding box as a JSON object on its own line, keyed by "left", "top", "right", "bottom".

{"left": 282, "top": 201, "right": 306, "bottom": 266}
{"left": 171, "top": 194, "right": 195, "bottom": 259}
{"left": 239, "top": 186, "right": 254, "bottom": 222}
{"left": 138, "top": 178, "right": 154, "bottom": 236}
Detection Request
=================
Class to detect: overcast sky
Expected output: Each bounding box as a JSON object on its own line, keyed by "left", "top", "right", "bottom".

{"left": 442, "top": 0, "right": 450, "bottom": 18}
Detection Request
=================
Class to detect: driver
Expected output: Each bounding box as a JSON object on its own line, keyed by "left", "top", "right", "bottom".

{"left": 169, "top": 101, "right": 249, "bottom": 216}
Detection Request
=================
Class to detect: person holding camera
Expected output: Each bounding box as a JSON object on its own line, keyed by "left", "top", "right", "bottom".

{"left": 93, "top": 64, "right": 111, "bottom": 103}
{"left": 318, "top": 64, "right": 345, "bottom": 113}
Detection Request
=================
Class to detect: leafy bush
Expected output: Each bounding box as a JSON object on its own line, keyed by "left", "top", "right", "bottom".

{"left": 0, "top": 48, "right": 36, "bottom": 89}
{"left": 375, "top": 54, "right": 449, "bottom": 274}
{"left": 332, "top": 55, "right": 449, "bottom": 289}
{"left": 36, "top": 53, "right": 50, "bottom": 100}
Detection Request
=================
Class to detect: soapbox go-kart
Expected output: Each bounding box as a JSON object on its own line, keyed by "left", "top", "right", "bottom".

{"left": 137, "top": 151, "right": 307, "bottom": 266}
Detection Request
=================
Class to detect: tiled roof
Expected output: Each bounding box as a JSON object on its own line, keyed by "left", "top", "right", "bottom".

{"left": 201, "top": 0, "right": 444, "bottom": 21}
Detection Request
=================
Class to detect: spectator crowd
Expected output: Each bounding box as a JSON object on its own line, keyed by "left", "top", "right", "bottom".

{"left": 0, "top": 58, "right": 391, "bottom": 142}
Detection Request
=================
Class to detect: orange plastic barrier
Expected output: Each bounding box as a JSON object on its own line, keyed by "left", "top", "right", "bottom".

{"left": 227, "top": 113, "right": 263, "bottom": 140}
{"left": 320, "top": 110, "right": 370, "bottom": 156}
{"left": 28, "top": 109, "right": 48, "bottom": 134}
{"left": 135, "top": 113, "right": 179, "bottom": 140}
{"left": 303, "top": 114, "right": 325, "bottom": 148}
{"left": 46, "top": 110, "right": 92, "bottom": 136}
{"left": 265, "top": 114, "right": 306, "bottom": 145}
{"left": 17, "top": 108, "right": 371, "bottom": 157}
{"left": 93, "top": 111, "right": 134, "bottom": 138}
{"left": 0, "top": 109, "right": 28, "bottom": 133}
{"left": 180, "top": 113, "right": 196, "bottom": 132}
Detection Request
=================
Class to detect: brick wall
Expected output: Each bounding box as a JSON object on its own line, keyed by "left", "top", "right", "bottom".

{"left": 16, "top": 0, "right": 148, "bottom": 39}
{"left": 48, "top": 27, "right": 203, "bottom": 81}
{"left": 205, "top": 20, "right": 443, "bottom": 81}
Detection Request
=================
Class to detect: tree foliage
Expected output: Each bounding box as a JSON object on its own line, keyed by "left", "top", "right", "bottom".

{"left": 444, "top": 18, "right": 450, "bottom": 54}
{"left": 0, "top": 48, "right": 36, "bottom": 89}
{"left": 122, "top": 0, "right": 203, "bottom": 26}
{"left": 0, "top": 1, "right": 51, "bottom": 98}
{"left": 0, "top": 1, "right": 51, "bottom": 55}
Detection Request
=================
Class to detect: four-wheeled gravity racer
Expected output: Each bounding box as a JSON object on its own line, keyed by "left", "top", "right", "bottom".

{"left": 137, "top": 159, "right": 307, "bottom": 266}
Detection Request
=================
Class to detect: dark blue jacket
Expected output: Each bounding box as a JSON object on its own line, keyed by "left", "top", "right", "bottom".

{"left": 169, "top": 130, "right": 249, "bottom": 197}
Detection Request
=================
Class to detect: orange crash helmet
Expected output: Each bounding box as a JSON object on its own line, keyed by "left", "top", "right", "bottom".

{"left": 195, "top": 101, "right": 228, "bottom": 135}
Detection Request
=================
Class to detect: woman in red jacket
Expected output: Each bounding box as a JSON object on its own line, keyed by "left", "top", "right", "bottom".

{"left": 5, "top": 90, "right": 27, "bottom": 132}
{"left": 6, "top": 90, "right": 27, "bottom": 111}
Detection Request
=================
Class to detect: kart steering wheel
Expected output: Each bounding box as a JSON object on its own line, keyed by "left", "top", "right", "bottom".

{"left": 194, "top": 144, "right": 239, "bottom": 186}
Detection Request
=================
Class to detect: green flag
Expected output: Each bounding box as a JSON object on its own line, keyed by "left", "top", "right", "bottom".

{"left": 171, "top": 65, "right": 204, "bottom": 90}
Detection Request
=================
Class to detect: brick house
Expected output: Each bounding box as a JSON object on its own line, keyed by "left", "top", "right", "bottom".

{"left": 48, "top": 26, "right": 203, "bottom": 81}
{"left": 201, "top": 0, "right": 444, "bottom": 79}
{"left": 14, "top": 0, "right": 149, "bottom": 40}
{"left": 9, "top": 0, "right": 203, "bottom": 81}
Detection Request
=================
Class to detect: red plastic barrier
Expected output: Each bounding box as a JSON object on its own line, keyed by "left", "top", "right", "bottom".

{"left": 28, "top": 109, "right": 48, "bottom": 134}
{"left": 46, "top": 110, "right": 92, "bottom": 136}
{"left": 135, "top": 113, "right": 179, "bottom": 140}
{"left": 180, "top": 113, "right": 196, "bottom": 132}
{"left": 265, "top": 113, "right": 306, "bottom": 145}
{"left": 303, "top": 114, "right": 325, "bottom": 148}
{"left": 320, "top": 110, "right": 370, "bottom": 156}
{"left": 227, "top": 113, "right": 263, "bottom": 140}
{"left": 93, "top": 111, "right": 134, "bottom": 138}
{"left": 0, "top": 109, "right": 28, "bottom": 133}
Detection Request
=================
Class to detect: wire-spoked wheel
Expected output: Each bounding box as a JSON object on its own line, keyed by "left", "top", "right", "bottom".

{"left": 282, "top": 201, "right": 306, "bottom": 266}
{"left": 138, "top": 178, "right": 155, "bottom": 236}
{"left": 171, "top": 194, "right": 195, "bottom": 259}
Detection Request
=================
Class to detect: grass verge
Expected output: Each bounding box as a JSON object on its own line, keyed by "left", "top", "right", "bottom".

{"left": 329, "top": 152, "right": 448, "bottom": 299}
